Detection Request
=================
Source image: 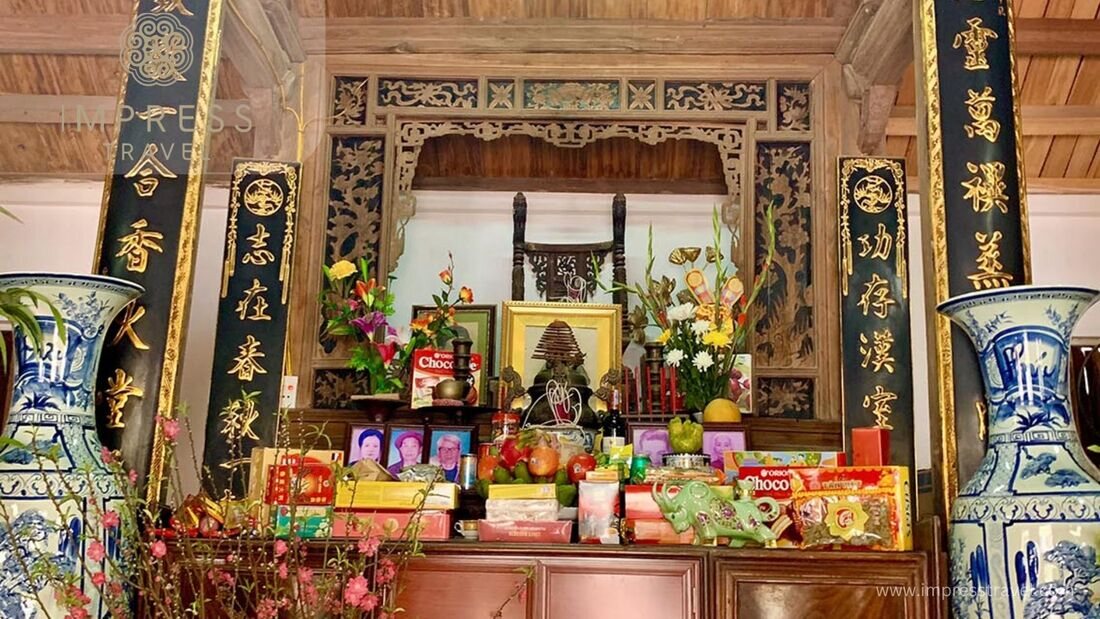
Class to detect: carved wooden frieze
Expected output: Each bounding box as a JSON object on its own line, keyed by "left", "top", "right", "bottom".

{"left": 664, "top": 81, "right": 767, "bottom": 112}
{"left": 488, "top": 79, "right": 516, "bottom": 109}
{"left": 523, "top": 80, "right": 620, "bottom": 110}
{"left": 627, "top": 81, "right": 656, "bottom": 111}
{"left": 777, "top": 82, "right": 812, "bottom": 131}
{"left": 378, "top": 77, "right": 479, "bottom": 109}
{"left": 332, "top": 77, "right": 368, "bottom": 125}
{"left": 327, "top": 137, "right": 385, "bottom": 269}
{"left": 757, "top": 377, "right": 815, "bottom": 419}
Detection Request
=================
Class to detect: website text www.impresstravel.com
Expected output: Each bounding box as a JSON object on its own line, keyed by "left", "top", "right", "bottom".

{"left": 875, "top": 585, "right": 1012, "bottom": 599}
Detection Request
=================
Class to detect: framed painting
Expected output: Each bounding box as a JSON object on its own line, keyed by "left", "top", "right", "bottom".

{"left": 385, "top": 425, "right": 426, "bottom": 476}
{"left": 347, "top": 424, "right": 387, "bottom": 465}
{"left": 501, "top": 301, "right": 622, "bottom": 389}
{"left": 426, "top": 425, "right": 476, "bottom": 483}
{"left": 629, "top": 422, "right": 672, "bottom": 465}
{"left": 702, "top": 423, "right": 748, "bottom": 472}
{"left": 412, "top": 304, "right": 497, "bottom": 403}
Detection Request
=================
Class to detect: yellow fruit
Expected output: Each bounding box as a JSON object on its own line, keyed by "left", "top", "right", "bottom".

{"left": 703, "top": 398, "right": 742, "bottom": 423}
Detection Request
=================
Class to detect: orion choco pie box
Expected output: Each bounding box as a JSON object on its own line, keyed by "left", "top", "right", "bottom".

{"left": 737, "top": 465, "right": 802, "bottom": 546}
{"left": 410, "top": 348, "right": 482, "bottom": 409}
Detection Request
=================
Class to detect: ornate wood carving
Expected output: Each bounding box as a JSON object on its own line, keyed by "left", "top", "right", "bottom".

{"left": 757, "top": 376, "right": 815, "bottom": 419}
{"left": 378, "top": 77, "right": 479, "bottom": 109}
{"left": 777, "top": 81, "right": 812, "bottom": 132}
{"left": 664, "top": 81, "right": 767, "bottom": 112}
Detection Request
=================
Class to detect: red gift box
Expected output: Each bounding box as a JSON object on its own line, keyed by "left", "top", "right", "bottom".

{"left": 624, "top": 484, "right": 735, "bottom": 520}
{"left": 265, "top": 455, "right": 336, "bottom": 506}
{"left": 852, "top": 427, "right": 891, "bottom": 466}
{"left": 332, "top": 510, "right": 452, "bottom": 541}
{"left": 625, "top": 518, "right": 696, "bottom": 545}
{"left": 477, "top": 520, "right": 572, "bottom": 543}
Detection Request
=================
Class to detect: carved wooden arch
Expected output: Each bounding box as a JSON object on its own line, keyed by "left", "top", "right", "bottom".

{"left": 387, "top": 118, "right": 749, "bottom": 272}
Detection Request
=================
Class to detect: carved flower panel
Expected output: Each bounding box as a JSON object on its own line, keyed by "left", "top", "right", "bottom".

{"left": 377, "top": 78, "right": 478, "bottom": 108}
{"left": 627, "top": 80, "right": 656, "bottom": 111}
{"left": 756, "top": 377, "right": 814, "bottom": 419}
{"left": 754, "top": 142, "right": 814, "bottom": 369}
{"left": 313, "top": 368, "right": 370, "bottom": 409}
{"left": 327, "top": 136, "right": 385, "bottom": 269}
{"left": 332, "top": 76, "right": 369, "bottom": 125}
{"left": 523, "top": 80, "right": 621, "bottom": 111}
{"left": 777, "top": 81, "right": 812, "bottom": 132}
{"left": 488, "top": 80, "right": 516, "bottom": 109}
{"left": 663, "top": 81, "right": 767, "bottom": 112}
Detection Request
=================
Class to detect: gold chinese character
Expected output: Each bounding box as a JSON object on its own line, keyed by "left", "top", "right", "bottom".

{"left": 116, "top": 219, "right": 164, "bottom": 273}
{"left": 228, "top": 334, "right": 267, "bottom": 382}
{"left": 104, "top": 368, "right": 143, "bottom": 429}
{"left": 857, "top": 223, "right": 893, "bottom": 261}
{"left": 236, "top": 278, "right": 272, "bottom": 321}
{"left": 220, "top": 397, "right": 260, "bottom": 442}
{"left": 968, "top": 230, "right": 1014, "bottom": 290}
{"left": 123, "top": 144, "right": 177, "bottom": 198}
{"left": 860, "top": 329, "right": 896, "bottom": 374}
{"left": 862, "top": 385, "right": 897, "bottom": 429}
{"left": 242, "top": 223, "right": 276, "bottom": 266}
{"left": 961, "top": 161, "right": 1008, "bottom": 214}
{"left": 953, "top": 16, "right": 998, "bottom": 71}
{"left": 857, "top": 273, "right": 896, "bottom": 319}
{"left": 110, "top": 301, "right": 150, "bottom": 351}
{"left": 152, "top": 0, "right": 194, "bottom": 15}
{"left": 964, "top": 87, "right": 1001, "bottom": 143}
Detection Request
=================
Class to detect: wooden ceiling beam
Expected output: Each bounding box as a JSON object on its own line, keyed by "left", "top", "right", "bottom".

{"left": 1015, "top": 18, "right": 1100, "bottom": 57}
{"left": 224, "top": 0, "right": 294, "bottom": 88}
{"left": 888, "top": 105, "right": 1100, "bottom": 136}
{"left": 298, "top": 18, "right": 847, "bottom": 55}
{"left": 0, "top": 15, "right": 129, "bottom": 54}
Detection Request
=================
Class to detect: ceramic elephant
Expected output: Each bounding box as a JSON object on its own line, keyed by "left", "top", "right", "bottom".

{"left": 651, "top": 480, "right": 779, "bottom": 547}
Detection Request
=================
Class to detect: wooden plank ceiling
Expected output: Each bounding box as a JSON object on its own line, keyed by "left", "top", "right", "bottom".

{"left": 885, "top": 0, "right": 1100, "bottom": 193}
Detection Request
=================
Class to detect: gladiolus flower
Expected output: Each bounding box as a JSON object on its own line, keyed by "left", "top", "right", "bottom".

{"left": 150, "top": 540, "right": 167, "bottom": 558}
{"left": 86, "top": 540, "right": 105, "bottom": 562}
{"left": 459, "top": 286, "right": 474, "bottom": 303}
{"left": 657, "top": 329, "right": 671, "bottom": 344}
{"left": 375, "top": 341, "right": 397, "bottom": 365}
{"left": 328, "top": 260, "right": 357, "bottom": 280}
{"left": 101, "top": 511, "right": 120, "bottom": 529}
{"left": 355, "top": 278, "right": 378, "bottom": 301}
{"left": 439, "top": 268, "right": 453, "bottom": 285}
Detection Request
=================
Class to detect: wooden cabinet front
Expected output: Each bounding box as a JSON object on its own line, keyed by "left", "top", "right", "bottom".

{"left": 535, "top": 555, "right": 702, "bottom": 619}
{"left": 714, "top": 549, "right": 930, "bottom": 619}
{"left": 399, "top": 555, "right": 534, "bottom": 619}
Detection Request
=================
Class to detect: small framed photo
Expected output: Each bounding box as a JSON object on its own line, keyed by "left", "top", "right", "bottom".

{"left": 347, "top": 424, "right": 387, "bottom": 465}
{"left": 385, "top": 425, "right": 427, "bottom": 476}
{"left": 702, "top": 424, "right": 748, "bottom": 472}
{"left": 629, "top": 423, "right": 672, "bottom": 464}
{"left": 426, "top": 425, "right": 476, "bottom": 483}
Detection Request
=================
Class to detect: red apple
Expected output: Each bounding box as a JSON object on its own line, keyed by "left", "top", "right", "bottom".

{"left": 567, "top": 453, "right": 598, "bottom": 483}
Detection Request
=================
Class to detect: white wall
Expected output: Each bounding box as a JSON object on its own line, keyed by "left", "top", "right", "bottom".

{"left": 2, "top": 181, "right": 1100, "bottom": 487}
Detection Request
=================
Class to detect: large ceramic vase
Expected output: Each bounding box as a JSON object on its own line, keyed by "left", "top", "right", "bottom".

{"left": 0, "top": 273, "right": 142, "bottom": 619}
{"left": 939, "top": 285, "right": 1100, "bottom": 619}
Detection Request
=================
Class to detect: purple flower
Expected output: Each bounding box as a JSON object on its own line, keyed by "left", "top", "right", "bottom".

{"left": 351, "top": 311, "right": 387, "bottom": 338}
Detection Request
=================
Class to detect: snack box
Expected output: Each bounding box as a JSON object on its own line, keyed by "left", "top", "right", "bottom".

{"left": 578, "top": 481, "right": 620, "bottom": 544}
{"left": 332, "top": 510, "right": 452, "bottom": 541}
{"left": 736, "top": 466, "right": 803, "bottom": 547}
{"left": 478, "top": 519, "right": 572, "bottom": 544}
{"left": 410, "top": 348, "right": 482, "bottom": 409}
{"left": 248, "top": 448, "right": 343, "bottom": 504}
{"left": 272, "top": 505, "right": 333, "bottom": 539}
{"left": 265, "top": 457, "right": 336, "bottom": 506}
{"left": 624, "top": 518, "right": 697, "bottom": 545}
{"left": 723, "top": 450, "right": 845, "bottom": 483}
{"left": 485, "top": 498, "right": 559, "bottom": 522}
{"left": 335, "top": 481, "right": 459, "bottom": 510}
{"left": 487, "top": 483, "right": 557, "bottom": 500}
{"left": 789, "top": 466, "right": 912, "bottom": 551}
{"left": 624, "top": 484, "right": 735, "bottom": 520}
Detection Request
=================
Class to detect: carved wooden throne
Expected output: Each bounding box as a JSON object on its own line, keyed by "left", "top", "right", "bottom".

{"left": 510, "top": 192, "right": 629, "bottom": 339}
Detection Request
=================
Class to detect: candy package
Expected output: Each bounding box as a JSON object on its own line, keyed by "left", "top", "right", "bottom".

{"left": 789, "top": 466, "right": 911, "bottom": 551}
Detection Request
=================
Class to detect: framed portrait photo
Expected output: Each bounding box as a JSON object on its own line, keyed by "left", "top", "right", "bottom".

{"left": 702, "top": 424, "right": 748, "bottom": 472}
{"left": 426, "top": 425, "right": 475, "bottom": 483}
{"left": 347, "top": 424, "right": 387, "bottom": 466}
{"left": 385, "top": 425, "right": 426, "bottom": 476}
{"left": 629, "top": 423, "right": 672, "bottom": 464}
{"left": 412, "top": 304, "right": 497, "bottom": 404}
{"left": 501, "top": 301, "right": 622, "bottom": 388}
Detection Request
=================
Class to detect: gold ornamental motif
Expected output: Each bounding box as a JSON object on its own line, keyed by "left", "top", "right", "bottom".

{"left": 243, "top": 178, "right": 284, "bottom": 216}
{"left": 964, "top": 87, "right": 1001, "bottom": 143}
{"left": 627, "top": 82, "right": 656, "bottom": 111}
{"left": 104, "top": 368, "right": 144, "bottom": 429}
{"left": 488, "top": 81, "right": 515, "bottom": 110}
{"left": 853, "top": 175, "right": 893, "bottom": 214}
{"left": 968, "top": 230, "right": 1014, "bottom": 290}
{"left": 379, "top": 79, "right": 477, "bottom": 109}
{"left": 838, "top": 158, "right": 908, "bottom": 297}
{"left": 953, "top": 17, "right": 998, "bottom": 71}
{"left": 525, "top": 81, "right": 619, "bottom": 111}
{"left": 120, "top": 13, "right": 195, "bottom": 87}
{"left": 961, "top": 161, "right": 1009, "bottom": 214}
{"left": 665, "top": 82, "right": 765, "bottom": 111}
{"left": 223, "top": 161, "right": 300, "bottom": 299}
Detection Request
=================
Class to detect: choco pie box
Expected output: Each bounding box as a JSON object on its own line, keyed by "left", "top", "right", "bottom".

{"left": 411, "top": 348, "right": 483, "bottom": 409}
{"left": 723, "top": 450, "right": 846, "bottom": 484}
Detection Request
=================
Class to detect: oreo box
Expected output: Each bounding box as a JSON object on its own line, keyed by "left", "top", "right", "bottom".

{"left": 410, "top": 348, "right": 482, "bottom": 409}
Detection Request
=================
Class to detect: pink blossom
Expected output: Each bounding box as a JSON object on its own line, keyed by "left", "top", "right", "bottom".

{"left": 375, "top": 558, "right": 397, "bottom": 586}
{"left": 227, "top": 553, "right": 238, "bottom": 564}
{"left": 277, "top": 563, "right": 288, "bottom": 580}
{"left": 357, "top": 536, "right": 381, "bottom": 557}
{"left": 256, "top": 598, "right": 278, "bottom": 619}
{"left": 343, "top": 575, "right": 370, "bottom": 606}
{"left": 101, "top": 511, "right": 120, "bottom": 529}
{"left": 91, "top": 572, "right": 106, "bottom": 587}
{"left": 65, "top": 609, "right": 89, "bottom": 619}
{"left": 159, "top": 417, "right": 180, "bottom": 441}
{"left": 298, "top": 567, "right": 314, "bottom": 584}
{"left": 99, "top": 447, "right": 114, "bottom": 464}
{"left": 150, "top": 540, "right": 167, "bottom": 558}
{"left": 273, "top": 539, "right": 288, "bottom": 557}
{"left": 128, "top": 470, "right": 138, "bottom": 484}
{"left": 86, "top": 541, "right": 105, "bottom": 562}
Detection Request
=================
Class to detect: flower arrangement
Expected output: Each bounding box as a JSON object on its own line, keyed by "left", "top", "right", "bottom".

{"left": 609, "top": 206, "right": 776, "bottom": 412}
{"left": 406, "top": 253, "right": 476, "bottom": 352}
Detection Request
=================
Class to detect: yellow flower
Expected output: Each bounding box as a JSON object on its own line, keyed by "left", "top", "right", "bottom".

{"left": 657, "top": 329, "right": 671, "bottom": 344}
{"left": 329, "top": 260, "right": 356, "bottom": 280}
{"left": 702, "top": 330, "right": 731, "bottom": 348}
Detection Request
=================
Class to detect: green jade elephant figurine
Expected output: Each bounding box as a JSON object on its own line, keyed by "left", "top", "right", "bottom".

{"left": 652, "top": 480, "right": 779, "bottom": 547}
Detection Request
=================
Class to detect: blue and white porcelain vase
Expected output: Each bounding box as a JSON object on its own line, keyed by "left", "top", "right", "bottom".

{"left": 0, "top": 273, "right": 142, "bottom": 619}
{"left": 939, "top": 285, "right": 1100, "bottom": 619}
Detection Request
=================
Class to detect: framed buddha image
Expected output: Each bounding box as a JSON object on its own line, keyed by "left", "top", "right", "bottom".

{"left": 412, "top": 304, "right": 497, "bottom": 403}
{"left": 501, "top": 301, "right": 622, "bottom": 389}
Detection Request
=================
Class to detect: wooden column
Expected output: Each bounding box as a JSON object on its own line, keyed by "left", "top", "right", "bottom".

{"left": 914, "top": 0, "right": 1032, "bottom": 520}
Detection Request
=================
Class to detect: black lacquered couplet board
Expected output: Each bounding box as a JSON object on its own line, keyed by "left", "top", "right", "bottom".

{"left": 93, "top": 0, "right": 225, "bottom": 501}
{"left": 838, "top": 157, "right": 916, "bottom": 509}
{"left": 916, "top": 0, "right": 1031, "bottom": 512}
{"left": 203, "top": 160, "right": 301, "bottom": 496}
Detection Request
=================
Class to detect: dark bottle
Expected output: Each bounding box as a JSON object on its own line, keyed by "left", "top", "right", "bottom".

{"left": 600, "top": 388, "right": 627, "bottom": 454}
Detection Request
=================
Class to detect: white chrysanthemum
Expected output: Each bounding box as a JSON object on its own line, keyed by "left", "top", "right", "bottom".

{"left": 666, "top": 349, "right": 685, "bottom": 367}
{"left": 667, "top": 303, "right": 696, "bottom": 322}
{"left": 693, "top": 351, "right": 714, "bottom": 371}
{"left": 691, "top": 320, "right": 711, "bottom": 337}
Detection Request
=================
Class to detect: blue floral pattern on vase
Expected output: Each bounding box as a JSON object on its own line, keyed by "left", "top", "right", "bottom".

{"left": 939, "top": 285, "right": 1100, "bottom": 619}
{"left": 0, "top": 273, "right": 142, "bottom": 619}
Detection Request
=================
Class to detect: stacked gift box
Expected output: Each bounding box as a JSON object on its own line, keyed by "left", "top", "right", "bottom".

{"left": 479, "top": 483, "right": 572, "bottom": 543}
{"left": 333, "top": 480, "right": 459, "bottom": 542}
{"left": 248, "top": 447, "right": 344, "bottom": 538}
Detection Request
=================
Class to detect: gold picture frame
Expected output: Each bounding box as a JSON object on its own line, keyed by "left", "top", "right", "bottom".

{"left": 501, "top": 301, "right": 622, "bottom": 388}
